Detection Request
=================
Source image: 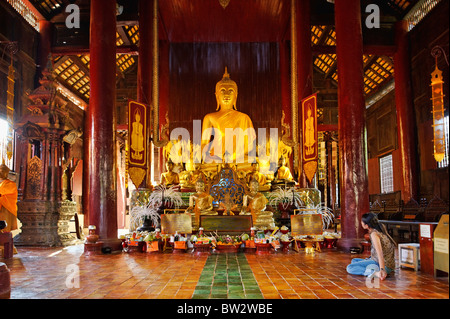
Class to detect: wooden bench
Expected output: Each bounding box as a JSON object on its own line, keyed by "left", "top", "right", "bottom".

{"left": 371, "top": 191, "right": 402, "bottom": 220}
{"left": 424, "top": 196, "right": 448, "bottom": 222}
{"left": 398, "top": 199, "right": 422, "bottom": 242}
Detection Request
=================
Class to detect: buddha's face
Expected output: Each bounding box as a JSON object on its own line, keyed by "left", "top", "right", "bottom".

{"left": 249, "top": 181, "right": 259, "bottom": 194}
{"left": 196, "top": 181, "right": 205, "bottom": 193}
{"left": 278, "top": 157, "right": 286, "bottom": 166}
{"left": 251, "top": 163, "right": 259, "bottom": 172}
{"left": 0, "top": 167, "right": 8, "bottom": 180}
{"left": 166, "top": 162, "right": 174, "bottom": 172}
{"left": 216, "top": 84, "right": 237, "bottom": 111}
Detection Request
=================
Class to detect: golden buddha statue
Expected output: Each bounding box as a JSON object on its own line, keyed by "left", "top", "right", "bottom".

{"left": 186, "top": 179, "right": 215, "bottom": 229}
{"left": 246, "top": 162, "right": 268, "bottom": 190}
{"left": 242, "top": 179, "right": 275, "bottom": 230}
{"left": 201, "top": 68, "right": 256, "bottom": 164}
{"left": 186, "top": 163, "right": 207, "bottom": 188}
{"left": 274, "top": 156, "right": 293, "bottom": 182}
{"left": 160, "top": 159, "right": 180, "bottom": 186}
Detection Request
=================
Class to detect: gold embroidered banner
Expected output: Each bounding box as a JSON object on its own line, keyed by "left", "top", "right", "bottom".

{"left": 128, "top": 101, "right": 148, "bottom": 188}
{"left": 301, "top": 94, "right": 318, "bottom": 183}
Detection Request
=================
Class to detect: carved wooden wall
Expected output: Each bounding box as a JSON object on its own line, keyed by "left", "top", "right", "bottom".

{"left": 409, "top": 0, "right": 449, "bottom": 202}
{"left": 168, "top": 42, "right": 282, "bottom": 138}
{"left": 366, "top": 90, "right": 400, "bottom": 196}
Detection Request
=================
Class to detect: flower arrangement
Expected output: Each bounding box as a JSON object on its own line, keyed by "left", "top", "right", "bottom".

{"left": 268, "top": 187, "right": 304, "bottom": 210}
{"left": 129, "top": 185, "right": 183, "bottom": 229}
{"left": 215, "top": 234, "right": 242, "bottom": 245}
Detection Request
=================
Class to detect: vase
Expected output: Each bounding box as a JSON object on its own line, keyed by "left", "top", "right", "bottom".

{"left": 281, "top": 241, "right": 291, "bottom": 252}
{"left": 137, "top": 217, "right": 155, "bottom": 232}
{"left": 278, "top": 202, "right": 293, "bottom": 219}
{"left": 86, "top": 225, "right": 99, "bottom": 243}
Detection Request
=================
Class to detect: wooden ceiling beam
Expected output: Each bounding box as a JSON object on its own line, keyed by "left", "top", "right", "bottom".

{"left": 51, "top": 45, "right": 139, "bottom": 56}
{"left": 312, "top": 44, "right": 396, "bottom": 56}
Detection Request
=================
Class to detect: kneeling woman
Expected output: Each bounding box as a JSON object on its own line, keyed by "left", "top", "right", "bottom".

{"left": 346, "top": 212, "right": 396, "bottom": 280}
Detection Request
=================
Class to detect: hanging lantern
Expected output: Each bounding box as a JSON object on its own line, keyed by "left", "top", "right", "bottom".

{"left": 430, "top": 62, "right": 446, "bottom": 163}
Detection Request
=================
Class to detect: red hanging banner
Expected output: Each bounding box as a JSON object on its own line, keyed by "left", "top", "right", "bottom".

{"left": 301, "top": 93, "right": 318, "bottom": 183}
{"left": 128, "top": 101, "right": 148, "bottom": 188}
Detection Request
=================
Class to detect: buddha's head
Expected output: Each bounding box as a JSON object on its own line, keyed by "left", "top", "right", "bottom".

{"left": 278, "top": 156, "right": 286, "bottom": 167}
{"left": 249, "top": 178, "right": 259, "bottom": 194}
{"left": 0, "top": 163, "right": 10, "bottom": 180}
{"left": 215, "top": 67, "right": 238, "bottom": 111}
{"left": 135, "top": 109, "right": 141, "bottom": 123}
{"left": 251, "top": 162, "right": 260, "bottom": 173}
{"left": 195, "top": 178, "right": 206, "bottom": 193}
{"left": 166, "top": 159, "right": 174, "bottom": 172}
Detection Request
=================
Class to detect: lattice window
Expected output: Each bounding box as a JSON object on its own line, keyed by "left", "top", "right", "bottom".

{"left": 380, "top": 154, "right": 394, "bottom": 194}
{"left": 125, "top": 25, "right": 140, "bottom": 44}
{"left": 311, "top": 26, "right": 325, "bottom": 45}
{"left": 314, "top": 54, "right": 336, "bottom": 74}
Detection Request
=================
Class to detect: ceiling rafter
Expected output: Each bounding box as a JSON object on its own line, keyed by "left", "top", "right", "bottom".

{"left": 31, "top": 0, "right": 420, "bottom": 102}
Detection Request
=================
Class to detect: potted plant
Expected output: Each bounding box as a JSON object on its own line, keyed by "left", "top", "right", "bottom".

{"left": 268, "top": 187, "right": 303, "bottom": 219}
{"left": 130, "top": 185, "right": 183, "bottom": 232}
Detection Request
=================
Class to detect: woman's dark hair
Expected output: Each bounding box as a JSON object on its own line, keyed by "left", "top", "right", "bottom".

{"left": 362, "top": 212, "right": 396, "bottom": 245}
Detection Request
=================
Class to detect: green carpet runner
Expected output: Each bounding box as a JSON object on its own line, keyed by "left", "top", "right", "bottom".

{"left": 192, "top": 253, "right": 263, "bottom": 299}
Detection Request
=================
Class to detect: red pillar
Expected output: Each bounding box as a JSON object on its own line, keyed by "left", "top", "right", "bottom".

{"left": 335, "top": 0, "right": 369, "bottom": 250}
{"left": 297, "top": 0, "right": 313, "bottom": 187}
{"left": 38, "top": 20, "right": 52, "bottom": 75}
{"left": 394, "top": 20, "right": 418, "bottom": 203}
{"left": 279, "top": 40, "right": 292, "bottom": 167}
{"left": 86, "top": 0, "right": 119, "bottom": 248}
{"left": 138, "top": 0, "right": 153, "bottom": 187}
{"left": 159, "top": 39, "right": 170, "bottom": 177}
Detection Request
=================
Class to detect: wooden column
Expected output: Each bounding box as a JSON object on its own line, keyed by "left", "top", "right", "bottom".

{"left": 138, "top": 0, "right": 153, "bottom": 187}
{"left": 394, "top": 20, "right": 418, "bottom": 202}
{"left": 279, "top": 40, "right": 292, "bottom": 167}
{"left": 335, "top": 0, "right": 369, "bottom": 250}
{"left": 296, "top": 0, "right": 313, "bottom": 187}
{"left": 159, "top": 39, "right": 170, "bottom": 178}
{"left": 85, "top": 0, "right": 119, "bottom": 249}
{"left": 38, "top": 20, "right": 52, "bottom": 76}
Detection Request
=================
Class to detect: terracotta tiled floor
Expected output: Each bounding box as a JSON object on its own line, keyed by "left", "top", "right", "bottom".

{"left": 2, "top": 244, "right": 448, "bottom": 299}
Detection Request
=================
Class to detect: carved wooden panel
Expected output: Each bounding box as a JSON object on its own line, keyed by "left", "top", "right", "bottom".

{"left": 25, "top": 155, "right": 42, "bottom": 200}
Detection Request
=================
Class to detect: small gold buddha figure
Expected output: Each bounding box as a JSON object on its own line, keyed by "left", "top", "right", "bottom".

{"left": 246, "top": 161, "right": 269, "bottom": 191}
{"left": 160, "top": 159, "right": 180, "bottom": 186}
{"left": 186, "top": 179, "right": 215, "bottom": 229}
{"left": 130, "top": 109, "right": 144, "bottom": 160}
{"left": 187, "top": 163, "right": 207, "bottom": 188}
{"left": 201, "top": 67, "right": 256, "bottom": 164}
{"left": 304, "top": 107, "right": 316, "bottom": 156}
{"left": 242, "top": 179, "right": 275, "bottom": 230}
{"left": 274, "top": 156, "right": 293, "bottom": 182}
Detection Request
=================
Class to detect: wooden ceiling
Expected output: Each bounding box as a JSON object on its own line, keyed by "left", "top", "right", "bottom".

{"left": 158, "top": 0, "right": 290, "bottom": 42}
{"left": 21, "top": 0, "right": 423, "bottom": 104}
